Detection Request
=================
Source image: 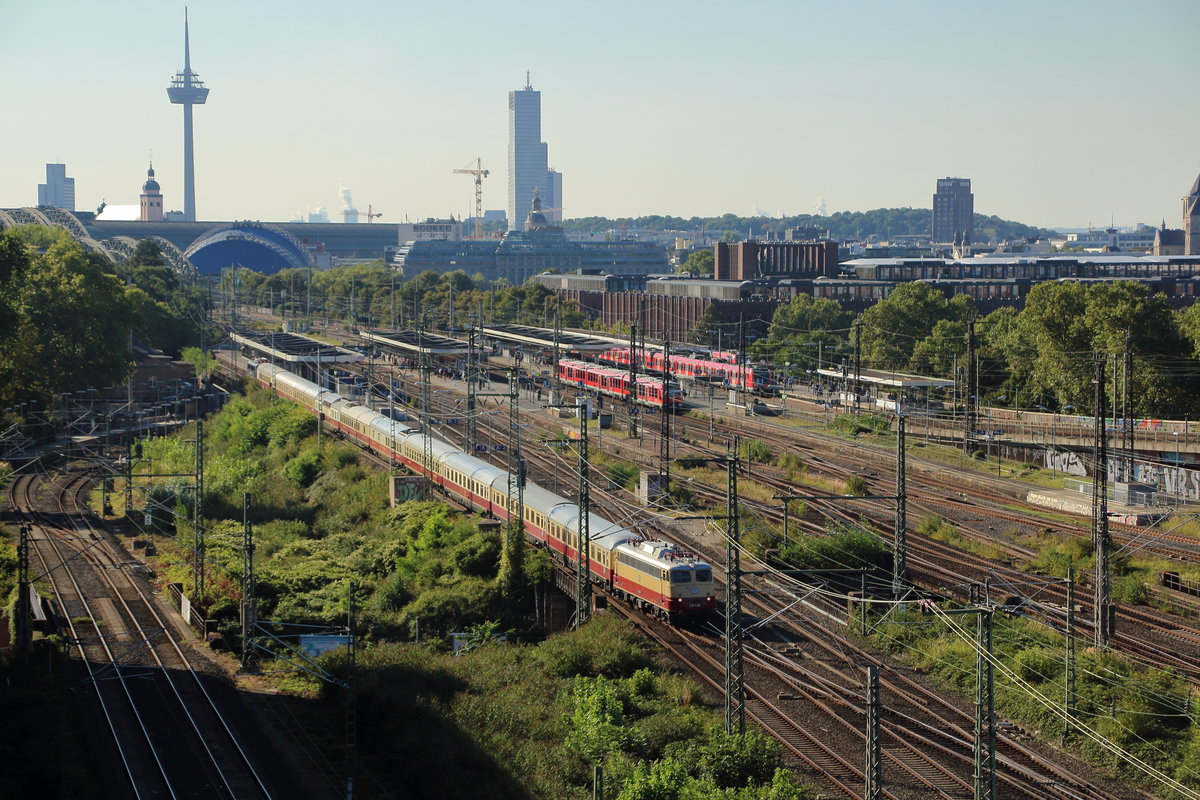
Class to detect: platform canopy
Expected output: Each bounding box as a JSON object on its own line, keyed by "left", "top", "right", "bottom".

{"left": 815, "top": 366, "right": 954, "bottom": 389}
{"left": 480, "top": 324, "right": 614, "bottom": 353}
{"left": 231, "top": 330, "right": 362, "bottom": 364}
{"left": 361, "top": 329, "right": 470, "bottom": 356}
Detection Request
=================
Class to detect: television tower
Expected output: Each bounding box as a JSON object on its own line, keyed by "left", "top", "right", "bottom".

{"left": 166, "top": 8, "right": 209, "bottom": 222}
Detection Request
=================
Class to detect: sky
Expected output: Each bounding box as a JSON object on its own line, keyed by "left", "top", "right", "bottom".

{"left": 2, "top": 0, "right": 1198, "bottom": 230}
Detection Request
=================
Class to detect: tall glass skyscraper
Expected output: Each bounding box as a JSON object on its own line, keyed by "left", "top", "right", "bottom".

{"left": 508, "top": 76, "right": 555, "bottom": 230}
{"left": 37, "top": 163, "right": 75, "bottom": 210}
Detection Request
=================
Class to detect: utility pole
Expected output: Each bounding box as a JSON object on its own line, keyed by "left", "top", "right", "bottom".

{"left": 627, "top": 322, "right": 639, "bottom": 440}
{"left": 345, "top": 581, "right": 357, "bottom": 800}
{"left": 506, "top": 369, "right": 526, "bottom": 591}
{"left": 1092, "top": 354, "right": 1114, "bottom": 646}
{"left": 893, "top": 414, "right": 908, "bottom": 597}
{"left": 16, "top": 524, "right": 30, "bottom": 655}
{"left": 1063, "top": 564, "right": 1076, "bottom": 744}
{"left": 240, "top": 492, "right": 257, "bottom": 673}
{"left": 864, "top": 666, "right": 882, "bottom": 800}
{"left": 551, "top": 297, "right": 562, "bottom": 406}
{"left": 964, "top": 317, "right": 977, "bottom": 454}
{"left": 724, "top": 446, "right": 744, "bottom": 734}
{"left": 193, "top": 419, "right": 205, "bottom": 599}
{"left": 853, "top": 319, "right": 862, "bottom": 412}
{"left": 738, "top": 314, "right": 748, "bottom": 415}
{"left": 466, "top": 323, "right": 478, "bottom": 455}
{"left": 574, "top": 397, "right": 591, "bottom": 628}
{"left": 973, "top": 608, "right": 998, "bottom": 800}
{"left": 660, "top": 331, "right": 672, "bottom": 495}
{"left": 420, "top": 321, "right": 434, "bottom": 486}
{"left": 1122, "top": 332, "right": 1134, "bottom": 482}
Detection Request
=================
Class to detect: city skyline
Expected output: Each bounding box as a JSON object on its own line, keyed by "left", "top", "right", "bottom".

{"left": 1, "top": 0, "right": 1197, "bottom": 230}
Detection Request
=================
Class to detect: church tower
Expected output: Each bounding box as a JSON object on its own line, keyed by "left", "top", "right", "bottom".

{"left": 1184, "top": 173, "right": 1200, "bottom": 255}
{"left": 140, "top": 163, "right": 164, "bottom": 221}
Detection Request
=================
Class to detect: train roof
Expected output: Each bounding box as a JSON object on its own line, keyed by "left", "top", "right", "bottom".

{"left": 546, "top": 504, "right": 636, "bottom": 550}
{"left": 617, "top": 539, "right": 710, "bottom": 568}
{"left": 369, "top": 414, "right": 415, "bottom": 438}
{"left": 441, "top": 450, "right": 507, "bottom": 485}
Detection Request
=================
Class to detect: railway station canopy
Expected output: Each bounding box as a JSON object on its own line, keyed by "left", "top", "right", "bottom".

{"left": 360, "top": 330, "right": 470, "bottom": 356}
{"left": 480, "top": 324, "right": 614, "bottom": 353}
{"left": 815, "top": 366, "right": 954, "bottom": 390}
{"left": 231, "top": 330, "right": 362, "bottom": 364}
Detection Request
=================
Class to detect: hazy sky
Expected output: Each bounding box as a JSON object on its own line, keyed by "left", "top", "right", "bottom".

{"left": 2, "top": 0, "right": 1197, "bottom": 230}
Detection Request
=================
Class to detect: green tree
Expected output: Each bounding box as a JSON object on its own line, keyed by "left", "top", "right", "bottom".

{"left": 0, "top": 229, "right": 137, "bottom": 407}
{"left": 678, "top": 250, "right": 714, "bottom": 276}
{"left": 857, "top": 282, "right": 973, "bottom": 371}
{"left": 1016, "top": 281, "right": 1196, "bottom": 414}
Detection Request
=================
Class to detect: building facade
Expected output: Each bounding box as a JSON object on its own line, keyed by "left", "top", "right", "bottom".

{"left": 1184, "top": 173, "right": 1200, "bottom": 255}
{"left": 37, "top": 163, "right": 75, "bottom": 211}
{"left": 932, "top": 177, "right": 973, "bottom": 243}
{"left": 508, "top": 77, "right": 560, "bottom": 230}
{"left": 713, "top": 240, "right": 838, "bottom": 280}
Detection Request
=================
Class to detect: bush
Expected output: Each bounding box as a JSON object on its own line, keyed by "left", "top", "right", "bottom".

{"left": 739, "top": 439, "right": 773, "bottom": 463}
{"left": 448, "top": 532, "right": 501, "bottom": 577}
{"left": 844, "top": 475, "right": 867, "bottom": 496}
{"left": 1012, "top": 646, "right": 1061, "bottom": 683}
{"left": 283, "top": 448, "right": 322, "bottom": 486}
{"left": 1112, "top": 574, "right": 1150, "bottom": 605}
{"left": 537, "top": 616, "right": 653, "bottom": 678}
{"left": 779, "top": 528, "right": 888, "bottom": 572}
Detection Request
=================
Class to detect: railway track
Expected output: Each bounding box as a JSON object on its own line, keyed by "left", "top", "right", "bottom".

{"left": 10, "top": 467, "right": 281, "bottom": 800}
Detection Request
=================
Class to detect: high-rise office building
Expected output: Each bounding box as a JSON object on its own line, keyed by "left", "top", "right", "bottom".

{"left": 166, "top": 10, "right": 209, "bottom": 222}
{"left": 508, "top": 75, "right": 560, "bottom": 230}
{"left": 932, "top": 177, "right": 973, "bottom": 243}
{"left": 544, "top": 169, "right": 563, "bottom": 223}
{"left": 37, "top": 163, "right": 75, "bottom": 210}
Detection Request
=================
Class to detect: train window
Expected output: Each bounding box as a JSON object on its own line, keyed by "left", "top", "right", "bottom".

{"left": 695, "top": 569, "right": 712, "bottom": 582}
{"left": 670, "top": 569, "right": 691, "bottom": 583}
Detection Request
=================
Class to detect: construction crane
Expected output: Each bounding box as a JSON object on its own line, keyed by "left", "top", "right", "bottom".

{"left": 363, "top": 204, "right": 382, "bottom": 222}
{"left": 452, "top": 158, "right": 490, "bottom": 239}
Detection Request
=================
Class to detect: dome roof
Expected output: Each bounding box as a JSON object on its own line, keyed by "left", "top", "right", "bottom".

{"left": 142, "top": 164, "right": 160, "bottom": 193}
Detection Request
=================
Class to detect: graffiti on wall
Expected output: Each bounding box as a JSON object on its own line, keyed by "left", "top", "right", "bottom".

{"left": 1130, "top": 461, "right": 1200, "bottom": 502}
{"left": 1046, "top": 449, "right": 1087, "bottom": 476}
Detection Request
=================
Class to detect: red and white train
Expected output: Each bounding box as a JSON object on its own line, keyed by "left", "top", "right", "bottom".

{"left": 557, "top": 359, "right": 684, "bottom": 411}
{"left": 253, "top": 363, "right": 714, "bottom": 619}
{"left": 600, "top": 348, "right": 773, "bottom": 394}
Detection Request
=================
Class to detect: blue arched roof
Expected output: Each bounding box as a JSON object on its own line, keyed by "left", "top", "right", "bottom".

{"left": 184, "top": 222, "right": 313, "bottom": 275}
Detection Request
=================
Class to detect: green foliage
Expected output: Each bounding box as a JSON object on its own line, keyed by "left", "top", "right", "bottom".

{"left": 738, "top": 438, "right": 773, "bottom": 463}
{"left": 843, "top": 475, "right": 867, "bottom": 496}
{"left": 778, "top": 526, "right": 888, "bottom": 572}
{"left": 564, "top": 675, "right": 643, "bottom": 763}
{"left": 751, "top": 293, "right": 852, "bottom": 367}
{"left": 564, "top": 208, "right": 1052, "bottom": 242}
{"left": 858, "top": 282, "right": 974, "bottom": 372}
{"left": 283, "top": 447, "right": 322, "bottom": 486}
{"left": 677, "top": 250, "right": 714, "bottom": 275}
{"left": 695, "top": 727, "right": 782, "bottom": 789}
{"left": 831, "top": 413, "right": 889, "bottom": 438}
{"left": 0, "top": 228, "right": 138, "bottom": 407}
{"left": 536, "top": 615, "right": 654, "bottom": 678}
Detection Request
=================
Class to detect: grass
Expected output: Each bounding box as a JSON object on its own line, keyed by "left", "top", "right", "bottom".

{"left": 916, "top": 515, "right": 1007, "bottom": 560}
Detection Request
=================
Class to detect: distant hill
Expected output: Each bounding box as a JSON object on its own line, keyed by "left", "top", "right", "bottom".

{"left": 564, "top": 209, "right": 1057, "bottom": 242}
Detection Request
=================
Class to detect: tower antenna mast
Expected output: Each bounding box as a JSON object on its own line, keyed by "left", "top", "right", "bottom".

{"left": 167, "top": 7, "right": 209, "bottom": 222}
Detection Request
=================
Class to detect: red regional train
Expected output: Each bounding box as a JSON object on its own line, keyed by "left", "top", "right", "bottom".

{"left": 600, "top": 348, "right": 773, "bottom": 394}
{"left": 557, "top": 359, "right": 684, "bottom": 411}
